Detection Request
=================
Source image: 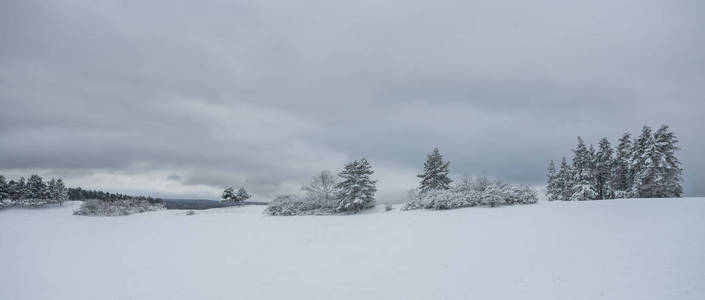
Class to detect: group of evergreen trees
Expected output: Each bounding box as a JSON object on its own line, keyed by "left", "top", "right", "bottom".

{"left": 221, "top": 187, "right": 251, "bottom": 203}
{"left": 0, "top": 174, "right": 163, "bottom": 209}
{"left": 67, "top": 187, "right": 161, "bottom": 203}
{"left": 0, "top": 174, "right": 68, "bottom": 206}
{"left": 546, "top": 125, "right": 683, "bottom": 201}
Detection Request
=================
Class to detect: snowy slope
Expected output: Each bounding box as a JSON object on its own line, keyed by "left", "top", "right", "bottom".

{"left": 1, "top": 198, "right": 704, "bottom": 300}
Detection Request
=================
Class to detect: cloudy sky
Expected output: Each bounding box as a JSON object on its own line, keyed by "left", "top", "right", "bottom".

{"left": 1, "top": 0, "right": 703, "bottom": 200}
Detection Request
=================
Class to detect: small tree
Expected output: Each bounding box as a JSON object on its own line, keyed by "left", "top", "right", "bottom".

{"left": 234, "top": 187, "right": 251, "bottom": 202}
{"left": 302, "top": 170, "right": 337, "bottom": 207}
{"left": 55, "top": 179, "right": 68, "bottom": 206}
{"left": 221, "top": 187, "right": 235, "bottom": 202}
{"left": 417, "top": 148, "right": 452, "bottom": 192}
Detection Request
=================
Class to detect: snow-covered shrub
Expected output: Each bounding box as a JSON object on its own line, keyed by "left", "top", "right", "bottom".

{"left": 508, "top": 185, "right": 538, "bottom": 205}
{"left": 402, "top": 188, "right": 482, "bottom": 210}
{"left": 185, "top": 210, "right": 196, "bottom": 216}
{"left": 402, "top": 177, "right": 538, "bottom": 210}
{"left": 424, "top": 189, "right": 471, "bottom": 210}
{"left": 264, "top": 194, "right": 337, "bottom": 216}
{"left": 400, "top": 189, "right": 427, "bottom": 211}
{"left": 73, "top": 199, "right": 165, "bottom": 216}
{"left": 12, "top": 198, "right": 59, "bottom": 208}
{"left": 480, "top": 185, "right": 506, "bottom": 207}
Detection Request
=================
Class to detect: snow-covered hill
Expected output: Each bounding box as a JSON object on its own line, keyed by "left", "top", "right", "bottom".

{"left": 1, "top": 198, "right": 704, "bottom": 300}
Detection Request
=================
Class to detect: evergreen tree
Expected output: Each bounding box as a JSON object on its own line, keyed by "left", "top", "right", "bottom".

{"left": 55, "top": 179, "right": 68, "bottom": 206}
{"left": 588, "top": 144, "right": 597, "bottom": 171}
{"left": 417, "top": 148, "right": 452, "bottom": 192}
{"left": 234, "top": 187, "right": 251, "bottom": 202}
{"left": 555, "top": 157, "right": 573, "bottom": 201}
{"left": 570, "top": 137, "right": 597, "bottom": 200}
{"left": 336, "top": 158, "right": 377, "bottom": 213}
{"left": 594, "top": 138, "right": 614, "bottom": 199}
{"left": 7, "top": 180, "right": 18, "bottom": 200}
{"left": 653, "top": 125, "right": 683, "bottom": 197}
{"left": 17, "top": 177, "right": 29, "bottom": 199}
{"left": 221, "top": 187, "right": 235, "bottom": 202}
{"left": 47, "top": 178, "right": 57, "bottom": 200}
{"left": 545, "top": 160, "right": 559, "bottom": 201}
{"left": 612, "top": 132, "right": 632, "bottom": 198}
{"left": 0, "top": 175, "right": 8, "bottom": 200}
{"left": 631, "top": 126, "right": 658, "bottom": 198}
{"left": 27, "top": 174, "right": 46, "bottom": 199}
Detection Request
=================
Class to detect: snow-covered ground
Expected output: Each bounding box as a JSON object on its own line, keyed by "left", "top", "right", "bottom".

{"left": 1, "top": 198, "right": 704, "bottom": 300}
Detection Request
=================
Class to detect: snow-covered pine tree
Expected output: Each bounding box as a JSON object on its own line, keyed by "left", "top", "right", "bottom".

{"left": 0, "top": 175, "right": 8, "bottom": 200}
{"left": 18, "top": 177, "right": 30, "bottom": 199}
{"left": 631, "top": 126, "right": 659, "bottom": 198}
{"left": 570, "top": 137, "right": 597, "bottom": 201}
{"left": 47, "top": 178, "right": 57, "bottom": 201}
{"left": 27, "top": 175, "right": 46, "bottom": 200}
{"left": 417, "top": 147, "right": 452, "bottom": 192}
{"left": 221, "top": 187, "right": 235, "bottom": 202}
{"left": 235, "top": 187, "right": 251, "bottom": 202}
{"left": 594, "top": 138, "right": 614, "bottom": 199}
{"left": 7, "top": 180, "right": 18, "bottom": 200}
{"left": 612, "top": 132, "right": 632, "bottom": 198}
{"left": 653, "top": 125, "right": 683, "bottom": 197}
{"left": 555, "top": 157, "right": 573, "bottom": 201}
{"left": 545, "top": 160, "right": 559, "bottom": 201}
{"left": 335, "top": 158, "right": 377, "bottom": 213}
{"left": 55, "top": 179, "right": 68, "bottom": 206}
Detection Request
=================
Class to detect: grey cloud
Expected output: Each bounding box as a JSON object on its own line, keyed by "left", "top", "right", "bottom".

{"left": 1, "top": 0, "right": 704, "bottom": 198}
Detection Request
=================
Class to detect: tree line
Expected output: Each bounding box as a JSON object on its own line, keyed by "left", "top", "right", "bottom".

{"left": 0, "top": 174, "right": 68, "bottom": 206}
{"left": 546, "top": 125, "right": 683, "bottom": 201}
{"left": 0, "top": 174, "right": 162, "bottom": 208}
{"left": 68, "top": 187, "right": 162, "bottom": 203}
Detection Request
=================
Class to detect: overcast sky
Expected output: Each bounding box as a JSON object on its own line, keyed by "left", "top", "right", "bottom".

{"left": 1, "top": 0, "right": 703, "bottom": 200}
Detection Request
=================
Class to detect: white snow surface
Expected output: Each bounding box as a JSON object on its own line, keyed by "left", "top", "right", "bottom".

{"left": 2, "top": 198, "right": 704, "bottom": 300}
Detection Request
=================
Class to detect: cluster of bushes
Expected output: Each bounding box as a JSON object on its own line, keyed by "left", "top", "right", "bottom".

{"left": 264, "top": 194, "right": 337, "bottom": 216}
{"left": 403, "top": 176, "right": 537, "bottom": 210}
{"left": 73, "top": 199, "right": 165, "bottom": 216}
{"left": 266, "top": 159, "right": 377, "bottom": 216}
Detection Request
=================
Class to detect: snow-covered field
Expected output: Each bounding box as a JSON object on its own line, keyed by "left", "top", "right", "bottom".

{"left": 2, "top": 198, "right": 704, "bottom": 300}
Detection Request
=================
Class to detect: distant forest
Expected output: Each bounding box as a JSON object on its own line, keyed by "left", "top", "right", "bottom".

{"left": 0, "top": 174, "right": 162, "bottom": 207}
